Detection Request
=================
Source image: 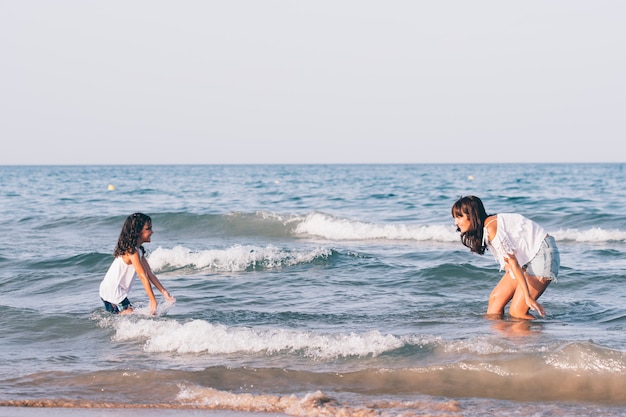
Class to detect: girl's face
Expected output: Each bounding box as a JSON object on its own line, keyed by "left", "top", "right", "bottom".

{"left": 453, "top": 212, "right": 471, "bottom": 233}
{"left": 138, "top": 222, "right": 153, "bottom": 244}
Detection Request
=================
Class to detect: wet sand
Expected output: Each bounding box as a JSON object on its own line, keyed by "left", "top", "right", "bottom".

{"left": 0, "top": 407, "right": 288, "bottom": 417}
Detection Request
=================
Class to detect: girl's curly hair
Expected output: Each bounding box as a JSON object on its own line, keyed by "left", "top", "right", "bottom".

{"left": 114, "top": 213, "right": 151, "bottom": 257}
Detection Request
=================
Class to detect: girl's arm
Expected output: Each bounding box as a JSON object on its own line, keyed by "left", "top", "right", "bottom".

{"left": 141, "top": 256, "right": 175, "bottom": 303}
{"left": 505, "top": 255, "right": 546, "bottom": 317}
{"left": 128, "top": 251, "right": 159, "bottom": 315}
{"left": 486, "top": 219, "right": 545, "bottom": 317}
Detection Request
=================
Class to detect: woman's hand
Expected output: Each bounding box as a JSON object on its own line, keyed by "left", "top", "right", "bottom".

{"left": 526, "top": 296, "right": 546, "bottom": 317}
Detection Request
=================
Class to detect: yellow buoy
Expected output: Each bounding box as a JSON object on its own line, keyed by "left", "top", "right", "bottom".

{"left": 107, "top": 184, "right": 115, "bottom": 191}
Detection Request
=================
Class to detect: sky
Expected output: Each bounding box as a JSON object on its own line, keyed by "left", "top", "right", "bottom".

{"left": 1, "top": 1, "right": 624, "bottom": 165}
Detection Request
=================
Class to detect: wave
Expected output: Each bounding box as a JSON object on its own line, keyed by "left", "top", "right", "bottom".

{"left": 31, "top": 252, "right": 112, "bottom": 270}
{"left": 0, "top": 388, "right": 463, "bottom": 417}
{"left": 157, "top": 211, "right": 302, "bottom": 239}
{"left": 300, "top": 214, "right": 626, "bottom": 243}
{"left": 296, "top": 212, "right": 626, "bottom": 243}
{"left": 553, "top": 227, "right": 626, "bottom": 242}
{"left": 150, "top": 211, "right": 456, "bottom": 242}
{"left": 295, "top": 212, "right": 456, "bottom": 241}
{"left": 100, "top": 315, "right": 626, "bottom": 376}
{"left": 176, "top": 387, "right": 463, "bottom": 417}
{"left": 147, "top": 245, "right": 334, "bottom": 273}
{"left": 21, "top": 210, "right": 626, "bottom": 245}
{"left": 176, "top": 351, "right": 626, "bottom": 406}
{"left": 104, "top": 316, "right": 411, "bottom": 359}
{"left": 4, "top": 379, "right": 626, "bottom": 417}
{"left": 10, "top": 337, "right": 626, "bottom": 411}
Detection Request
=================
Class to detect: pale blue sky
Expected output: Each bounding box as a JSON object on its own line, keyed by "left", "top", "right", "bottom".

{"left": 1, "top": 1, "right": 624, "bottom": 165}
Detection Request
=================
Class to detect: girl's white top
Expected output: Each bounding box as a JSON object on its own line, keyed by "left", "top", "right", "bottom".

{"left": 99, "top": 249, "right": 139, "bottom": 304}
{"left": 484, "top": 213, "right": 547, "bottom": 271}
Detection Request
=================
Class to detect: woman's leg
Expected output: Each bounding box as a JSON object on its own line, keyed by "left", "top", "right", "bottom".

{"left": 509, "top": 274, "right": 551, "bottom": 319}
{"left": 486, "top": 272, "right": 517, "bottom": 317}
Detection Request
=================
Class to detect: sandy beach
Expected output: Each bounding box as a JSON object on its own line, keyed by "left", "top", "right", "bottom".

{"left": 0, "top": 407, "right": 288, "bottom": 417}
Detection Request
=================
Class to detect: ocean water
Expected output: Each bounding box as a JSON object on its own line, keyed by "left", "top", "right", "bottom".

{"left": 1, "top": 163, "right": 625, "bottom": 417}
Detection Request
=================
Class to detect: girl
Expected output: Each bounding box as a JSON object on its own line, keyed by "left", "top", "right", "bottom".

{"left": 99, "top": 213, "right": 175, "bottom": 315}
{"left": 451, "top": 196, "right": 559, "bottom": 319}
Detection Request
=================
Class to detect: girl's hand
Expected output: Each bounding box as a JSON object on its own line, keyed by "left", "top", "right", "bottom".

{"left": 163, "top": 290, "right": 176, "bottom": 304}
{"left": 526, "top": 297, "right": 546, "bottom": 317}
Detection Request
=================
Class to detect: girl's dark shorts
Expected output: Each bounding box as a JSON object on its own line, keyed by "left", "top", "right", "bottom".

{"left": 102, "top": 297, "right": 132, "bottom": 314}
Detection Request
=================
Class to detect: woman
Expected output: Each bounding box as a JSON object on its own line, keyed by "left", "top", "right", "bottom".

{"left": 99, "top": 213, "right": 175, "bottom": 315}
{"left": 451, "top": 196, "right": 559, "bottom": 319}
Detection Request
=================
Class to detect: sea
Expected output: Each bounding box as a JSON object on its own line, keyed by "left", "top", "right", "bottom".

{"left": 1, "top": 163, "right": 625, "bottom": 417}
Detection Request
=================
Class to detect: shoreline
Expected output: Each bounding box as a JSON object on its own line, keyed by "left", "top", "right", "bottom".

{"left": 0, "top": 405, "right": 287, "bottom": 417}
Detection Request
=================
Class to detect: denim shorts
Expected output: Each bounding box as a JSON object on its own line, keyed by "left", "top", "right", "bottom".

{"left": 102, "top": 297, "right": 132, "bottom": 314}
{"left": 524, "top": 235, "right": 560, "bottom": 281}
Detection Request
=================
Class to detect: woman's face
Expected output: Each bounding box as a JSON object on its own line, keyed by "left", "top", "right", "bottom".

{"left": 453, "top": 212, "right": 471, "bottom": 233}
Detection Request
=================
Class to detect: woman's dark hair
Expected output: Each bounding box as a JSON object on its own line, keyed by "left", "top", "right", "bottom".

{"left": 451, "top": 196, "right": 491, "bottom": 255}
{"left": 114, "top": 213, "right": 151, "bottom": 257}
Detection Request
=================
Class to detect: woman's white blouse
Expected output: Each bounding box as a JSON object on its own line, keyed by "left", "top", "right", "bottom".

{"left": 484, "top": 213, "right": 547, "bottom": 271}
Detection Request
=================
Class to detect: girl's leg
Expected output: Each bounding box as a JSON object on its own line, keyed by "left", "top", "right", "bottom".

{"left": 509, "top": 274, "right": 551, "bottom": 319}
{"left": 486, "top": 272, "right": 517, "bottom": 317}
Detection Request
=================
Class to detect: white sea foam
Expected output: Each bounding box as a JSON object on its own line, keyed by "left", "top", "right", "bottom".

{"left": 108, "top": 316, "right": 524, "bottom": 360}
{"left": 544, "top": 342, "right": 626, "bottom": 373}
{"left": 147, "top": 245, "right": 333, "bottom": 272}
{"left": 552, "top": 227, "right": 626, "bottom": 242}
{"left": 176, "top": 386, "right": 462, "bottom": 416}
{"left": 295, "top": 212, "right": 458, "bottom": 241}
{"left": 110, "top": 317, "right": 409, "bottom": 359}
